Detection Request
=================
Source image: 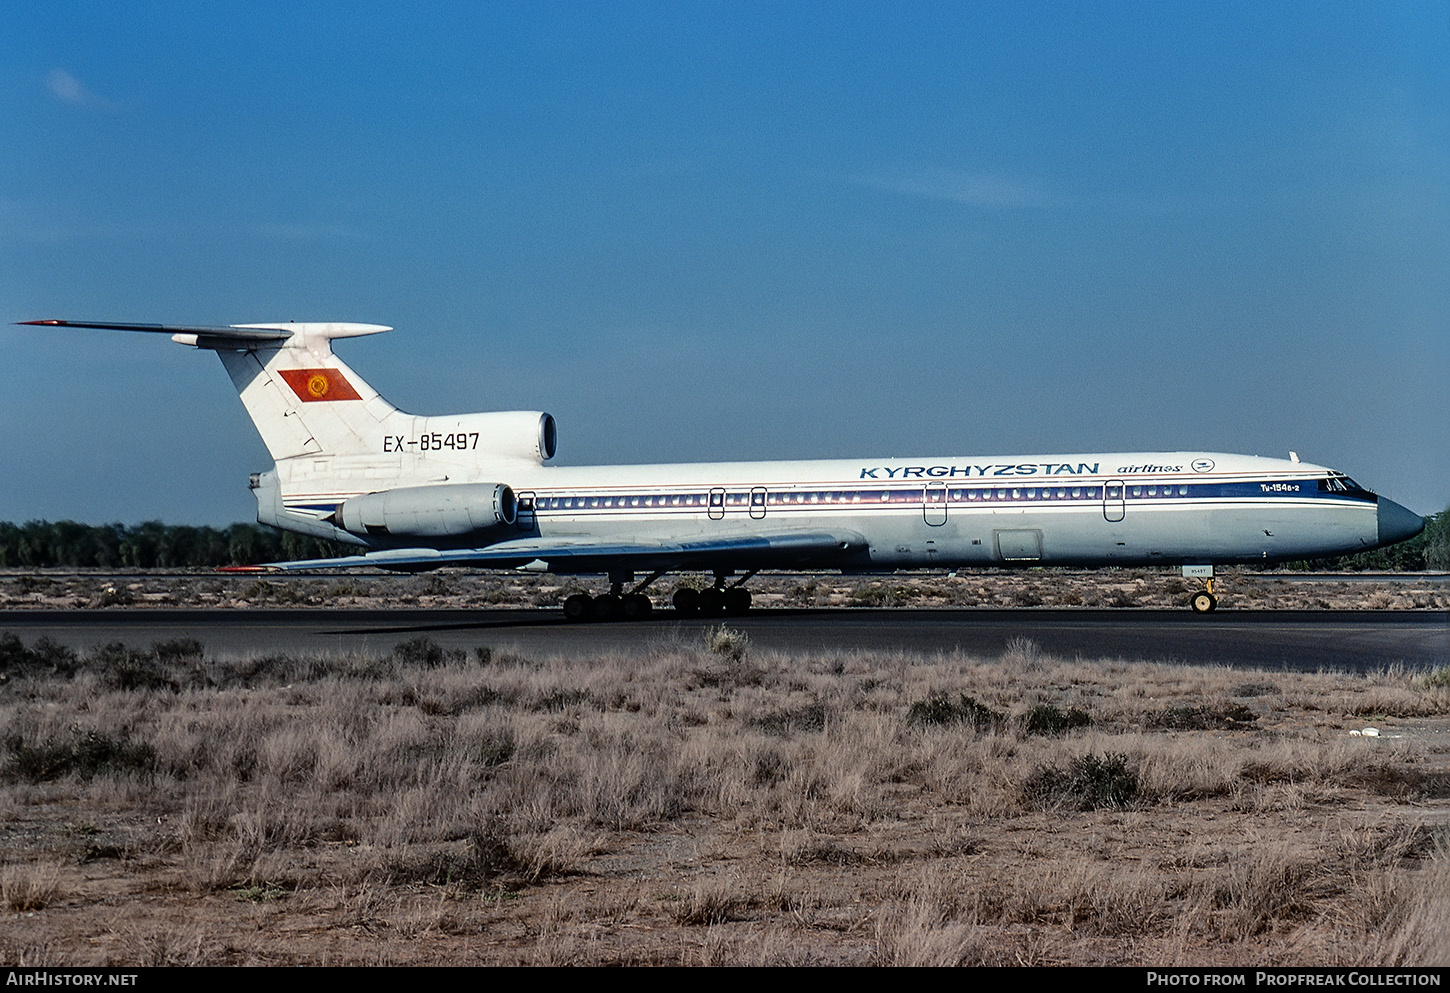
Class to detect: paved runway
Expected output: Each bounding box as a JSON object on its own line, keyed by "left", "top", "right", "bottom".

{"left": 2, "top": 608, "right": 1446, "bottom": 672}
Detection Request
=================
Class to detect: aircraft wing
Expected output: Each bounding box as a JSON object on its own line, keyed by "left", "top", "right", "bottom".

{"left": 220, "top": 530, "right": 868, "bottom": 574}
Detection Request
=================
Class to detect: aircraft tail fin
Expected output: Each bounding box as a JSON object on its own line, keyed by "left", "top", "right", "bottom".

{"left": 19, "top": 320, "right": 396, "bottom": 461}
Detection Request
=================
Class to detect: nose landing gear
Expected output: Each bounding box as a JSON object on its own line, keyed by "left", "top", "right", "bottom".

{"left": 1184, "top": 567, "right": 1218, "bottom": 613}
{"left": 1189, "top": 582, "right": 1218, "bottom": 614}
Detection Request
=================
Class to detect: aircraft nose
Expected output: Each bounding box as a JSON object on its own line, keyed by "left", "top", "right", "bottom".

{"left": 1377, "top": 498, "right": 1424, "bottom": 547}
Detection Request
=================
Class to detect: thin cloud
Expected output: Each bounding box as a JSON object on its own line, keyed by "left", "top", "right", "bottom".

{"left": 45, "top": 68, "right": 113, "bottom": 109}
{"left": 854, "top": 167, "right": 1052, "bottom": 209}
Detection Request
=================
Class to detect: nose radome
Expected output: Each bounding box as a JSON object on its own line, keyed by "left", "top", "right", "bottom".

{"left": 1377, "top": 498, "right": 1425, "bottom": 548}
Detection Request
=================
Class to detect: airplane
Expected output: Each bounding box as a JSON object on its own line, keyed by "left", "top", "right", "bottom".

{"left": 18, "top": 319, "right": 1425, "bottom": 618}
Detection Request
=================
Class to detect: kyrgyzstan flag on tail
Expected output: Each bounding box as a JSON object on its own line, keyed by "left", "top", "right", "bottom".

{"left": 278, "top": 368, "right": 362, "bottom": 403}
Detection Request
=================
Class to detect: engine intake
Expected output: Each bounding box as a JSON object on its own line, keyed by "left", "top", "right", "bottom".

{"left": 420, "top": 411, "right": 556, "bottom": 463}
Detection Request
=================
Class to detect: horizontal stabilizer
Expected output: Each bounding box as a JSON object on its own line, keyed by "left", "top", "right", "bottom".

{"left": 18, "top": 319, "right": 292, "bottom": 342}
{"left": 17, "top": 320, "right": 392, "bottom": 350}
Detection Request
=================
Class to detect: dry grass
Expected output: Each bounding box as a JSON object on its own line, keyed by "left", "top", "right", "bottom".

{"left": 2, "top": 861, "right": 62, "bottom": 912}
{"left": 0, "top": 628, "right": 1445, "bottom": 966}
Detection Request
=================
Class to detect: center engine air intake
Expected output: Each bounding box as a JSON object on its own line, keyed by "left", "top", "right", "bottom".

{"left": 436, "top": 411, "right": 556, "bottom": 462}
{"left": 332, "top": 483, "right": 517, "bottom": 539}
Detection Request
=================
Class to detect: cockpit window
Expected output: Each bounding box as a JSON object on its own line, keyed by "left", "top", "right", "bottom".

{"left": 1320, "top": 475, "right": 1367, "bottom": 494}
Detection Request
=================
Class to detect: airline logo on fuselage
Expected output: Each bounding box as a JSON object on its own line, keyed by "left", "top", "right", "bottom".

{"left": 859, "top": 463, "right": 1101, "bottom": 479}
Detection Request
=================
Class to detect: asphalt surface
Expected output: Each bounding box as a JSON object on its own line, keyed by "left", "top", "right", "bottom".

{"left": 2, "top": 607, "right": 1446, "bottom": 672}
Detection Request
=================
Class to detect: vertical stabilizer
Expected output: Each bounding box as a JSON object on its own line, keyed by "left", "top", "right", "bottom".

{"left": 212, "top": 323, "right": 396, "bottom": 461}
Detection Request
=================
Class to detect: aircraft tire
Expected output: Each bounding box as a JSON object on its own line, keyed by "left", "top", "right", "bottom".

{"left": 592, "top": 593, "right": 622, "bottom": 621}
{"left": 1189, "top": 591, "right": 1217, "bottom": 614}
{"left": 621, "top": 593, "right": 652, "bottom": 620}
{"left": 697, "top": 588, "right": 725, "bottom": 615}
{"left": 563, "top": 594, "right": 593, "bottom": 622}
{"left": 672, "top": 588, "right": 700, "bottom": 615}
{"left": 723, "top": 588, "right": 752, "bottom": 615}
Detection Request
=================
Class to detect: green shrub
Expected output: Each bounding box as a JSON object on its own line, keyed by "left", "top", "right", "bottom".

{"left": 391, "top": 636, "right": 465, "bottom": 669}
{"left": 0, "top": 633, "right": 79, "bottom": 678}
{"left": 1023, "top": 752, "right": 1139, "bottom": 810}
{"left": 151, "top": 638, "right": 205, "bottom": 662}
{"left": 849, "top": 583, "right": 892, "bottom": 607}
{"left": 1149, "top": 704, "right": 1258, "bottom": 731}
{"left": 5, "top": 726, "right": 157, "bottom": 782}
{"left": 91, "top": 642, "right": 184, "bottom": 692}
{"left": 1020, "top": 704, "right": 1092, "bottom": 736}
{"left": 752, "top": 701, "right": 830, "bottom": 736}
{"left": 906, "top": 693, "right": 1006, "bottom": 731}
{"left": 1414, "top": 667, "right": 1449, "bottom": 691}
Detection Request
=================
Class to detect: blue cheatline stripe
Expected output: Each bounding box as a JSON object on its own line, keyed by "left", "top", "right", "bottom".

{"left": 510, "top": 480, "right": 1372, "bottom": 516}
{"left": 281, "top": 478, "right": 1374, "bottom": 517}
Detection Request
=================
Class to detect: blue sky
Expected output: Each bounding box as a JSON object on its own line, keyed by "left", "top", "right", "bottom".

{"left": 3, "top": 1, "right": 1447, "bottom": 524}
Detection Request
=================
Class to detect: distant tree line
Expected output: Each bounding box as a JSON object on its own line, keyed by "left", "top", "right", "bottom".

{"left": 0, "top": 521, "right": 348, "bottom": 569}
{"left": 0, "top": 508, "right": 1443, "bottom": 571}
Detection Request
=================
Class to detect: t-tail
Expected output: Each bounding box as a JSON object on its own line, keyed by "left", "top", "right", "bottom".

{"left": 17, "top": 320, "right": 555, "bottom": 545}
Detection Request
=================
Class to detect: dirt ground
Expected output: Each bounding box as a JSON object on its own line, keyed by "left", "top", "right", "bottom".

{"left": 1, "top": 566, "right": 1447, "bottom": 613}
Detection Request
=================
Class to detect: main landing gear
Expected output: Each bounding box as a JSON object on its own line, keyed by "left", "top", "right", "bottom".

{"left": 671, "top": 570, "right": 756, "bottom": 617}
{"left": 561, "top": 570, "right": 757, "bottom": 622}
{"left": 562, "top": 570, "right": 662, "bottom": 622}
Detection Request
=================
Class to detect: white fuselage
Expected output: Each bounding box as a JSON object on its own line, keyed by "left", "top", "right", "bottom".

{"left": 260, "top": 449, "right": 1385, "bottom": 570}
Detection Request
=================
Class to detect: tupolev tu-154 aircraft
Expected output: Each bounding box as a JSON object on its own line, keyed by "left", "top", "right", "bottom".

{"left": 20, "top": 319, "right": 1424, "bottom": 619}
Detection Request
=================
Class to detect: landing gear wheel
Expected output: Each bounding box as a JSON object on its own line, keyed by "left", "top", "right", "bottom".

{"left": 1190, "top": 591, "right": 1218, "bottom": 614}
{"left": 563, "top": 594, "right": 593, "bottom": 622}
{"left": 697, "top": 588, "right": 725, "bottom": 616}
{"left": 672, "top": 588, "right": 700, "bottom": 615}
{"left": 620, "top": 593, "right": 653, "bottom": 620}
{"left": 592, "top": 593, "right": 622, "bottom": 621}
{"left": 723, "top": 588, "right": 752, "bottom": 616}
